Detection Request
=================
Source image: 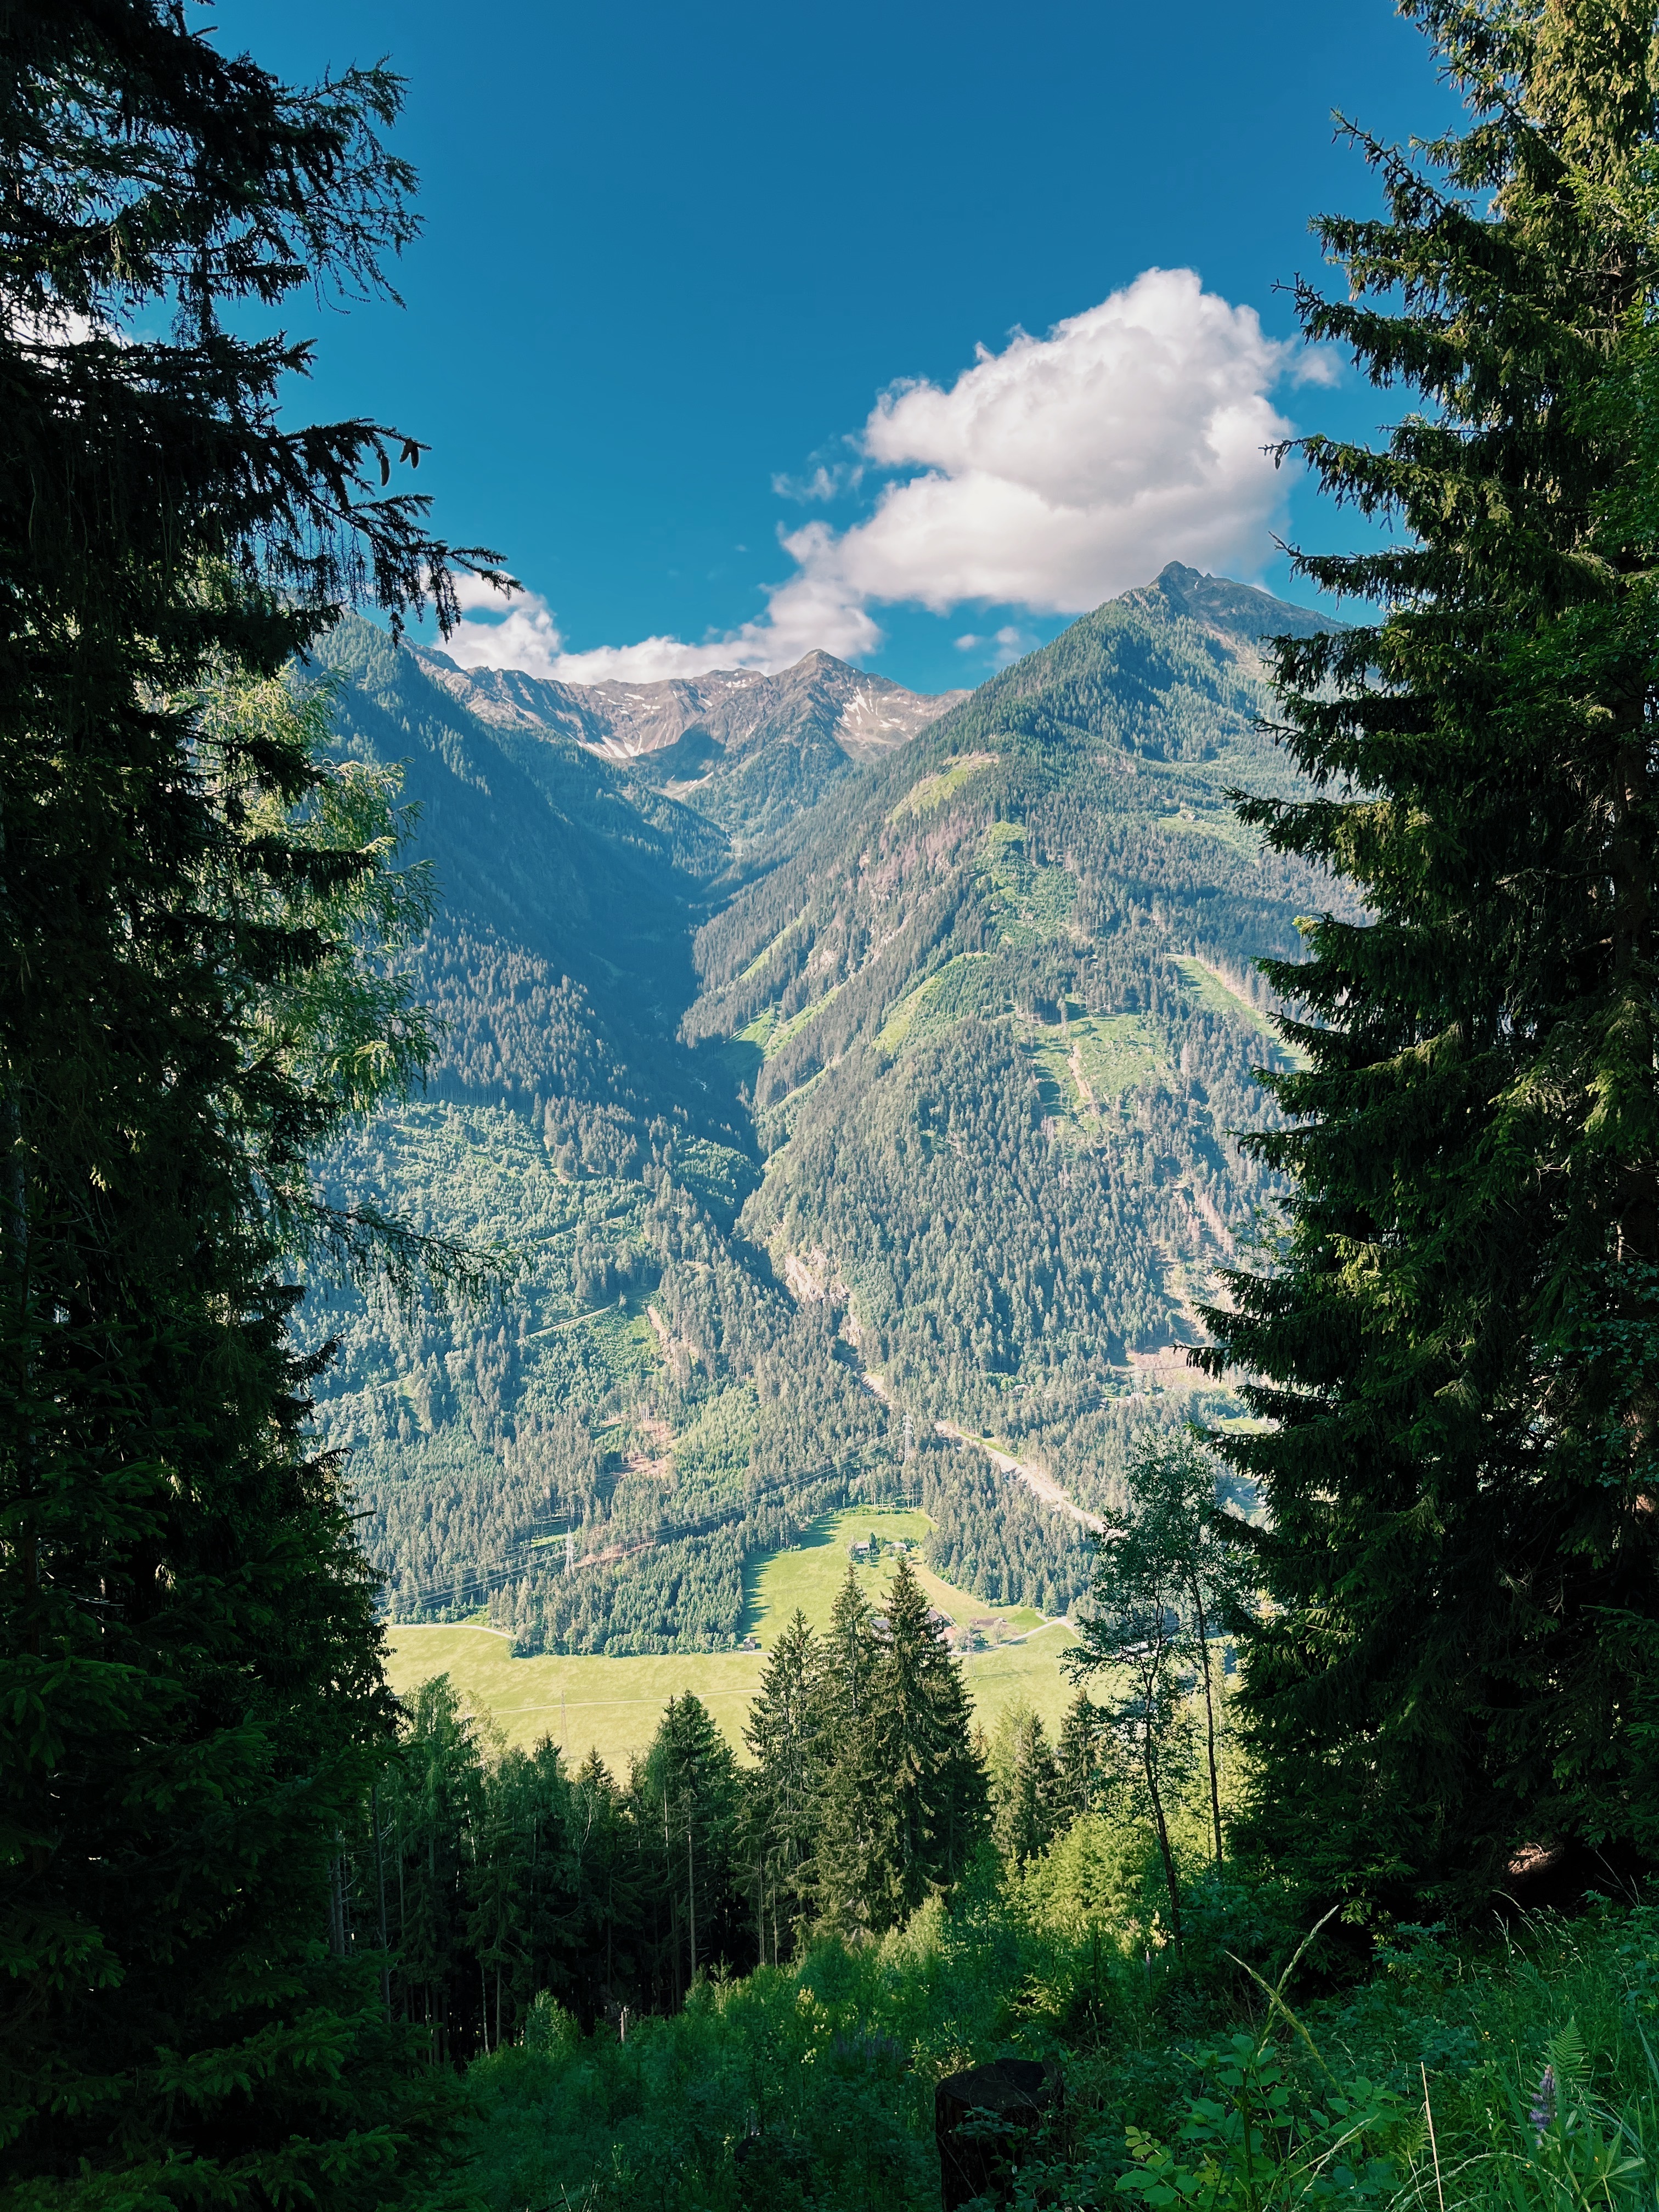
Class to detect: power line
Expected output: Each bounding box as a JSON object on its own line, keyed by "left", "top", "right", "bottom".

{"left": 380, "top": 1444, "right": 899, "bottom": 1617}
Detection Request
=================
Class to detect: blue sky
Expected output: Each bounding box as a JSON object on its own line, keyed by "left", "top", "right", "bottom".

{"left": 216, "top": 0, "right": 1461, "bottom": 696}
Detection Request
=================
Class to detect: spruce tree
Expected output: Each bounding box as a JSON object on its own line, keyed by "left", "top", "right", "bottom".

{"left": 990, "top": 1707, "right": 1062, "bottom": 1867}
{"left": 810, "top": 1570, "right": 883, "bottom": 1939}
{"left": 864, "top": 1556, "right": 953, "bottom": 1924}
{"left": 1057, "top": 1689, "right": 1111, "bottom": 1825}
{"left": 552, "top": 1749, "right": 637, "bottom": 2024}
{"left": 0, "top": 6, "right": 496, "bottom": 2198}
{"left": 743, "top": 1609, "right": 824, "bottom": 1960}
{"left": 638, "top": 1695, "right": 742, "bottom": 1996}
{"left": 467, "top": 1738, "right": 572, "bottom": 2053}
{"left": 814, "top": 1558, "right": 986, "bottom": 1932}
{"left": 386, "top": 1677, "right": 486, "bottom": 2063}
{"left": 1200, "top": 0, "right": 1659, "bottom": 1904}
{"left": 883, "top": 1560, "right": 988, "bottom": 1894}
{"left": 820, "top": 1564, "right": 878, "bottom": 1724}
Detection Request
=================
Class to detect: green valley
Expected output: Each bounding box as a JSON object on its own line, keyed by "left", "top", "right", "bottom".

{"left": 386, "top": 1505, "right": 1077, "bottom": 1777}
{"left": 306, "top": 563, "right": 1342, "bottom": 1658}
{"left": 21, "top": 14, "right": 1659, "bottom": 2212}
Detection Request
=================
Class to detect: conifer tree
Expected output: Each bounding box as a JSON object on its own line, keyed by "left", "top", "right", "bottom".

{"left": 565, "top": 1750, "right": 637, "bottom": 2022}
{"left": 864, "top": 1556, "right": 953, "bottom": 1923}
{"left": 811, "top": 1570, "right": 884, "bottom": 1938}
{"left": 743, "top": 1609, "right": 824, "bottom": 1960}
{"left": 820, "top": 1564, "right": 878, "bottom": 1724}
{"left": 814, "top": 1558, "right": 986, "bottom": 1933}
{"left": 0, "top": 7, "right": 498, "bottom": 2199}
{"left": 385, "top": 1677, "right": 485, "bottom": 2062}
{"left": 1057, "top": 1689, "right": 1112, "bottom": 1825}
{"left": 883, "top": 1560, "right": 989, "bottom": 1893}
{"left": 467, "top": 1738, "right": 572, "bottom": 2052}
{"left": 637, "top": 1694, "right": 742, "bottom": 1997}
{"left": 989, "top": 1706, "right": 1062, "bottom": 1867}
{"left": 1200, "top": 0, "right": 1659, "bottom": 1903}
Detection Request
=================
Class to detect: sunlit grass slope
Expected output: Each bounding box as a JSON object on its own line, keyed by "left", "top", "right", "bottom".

{"left": 386, "top": 1507, "right": 1077, "bottom": 1776}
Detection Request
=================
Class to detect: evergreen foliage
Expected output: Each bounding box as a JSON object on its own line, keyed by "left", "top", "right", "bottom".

{"left": 462, "top": 1824, "right": 1659, "bottom": 2212}
{"left": 1200, "top": 0, "right": 1659, "bottom": 1906}
{"left": 987, "top": 1704, "right": 1064, "bottom": 1866}
{"left": 349, "top": 1593, "right": 991, "bottom": 2047}
{"left": 635, "top": 1693, "right": 744, "bottom": 2003}
{"left": 742, "top": 1609, "right": 826, "bottom": 1959}
{"left": 812, "top": 1559, "right": 990, "bottom": 1937}
{"left": 1056, "top": 1686, "right": 1113, "bottom": 1823}
{"left": 0, "top": 7, "right": 494, "bottom": 2201}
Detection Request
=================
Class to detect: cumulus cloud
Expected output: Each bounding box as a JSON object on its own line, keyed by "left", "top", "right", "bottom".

{"left": 456, "top": 268, "right": 1324, "bottom": 687}
{"left": 436, "top": 540, "right": 881, "bottom": 688}
{"left": 541, "top": 557, "right": 883, "bottom": 686}
{"left": 832, "top": 268, "right": 1303, "bottom": 612}
{"left": 438, "top": 574, "right": 568, "bottom": 681}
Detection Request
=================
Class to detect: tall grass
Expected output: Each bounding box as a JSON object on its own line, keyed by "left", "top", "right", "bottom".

{"left": 464, "top": 1839, "right": 1659, "bottom": 2212}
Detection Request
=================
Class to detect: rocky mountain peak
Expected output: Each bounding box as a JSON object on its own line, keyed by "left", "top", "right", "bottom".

{"left": 400, "top": 642, "right": 966, "bottom": 842}
{"left": 1121, "top": 562, "right": 1344, "bottom": 661}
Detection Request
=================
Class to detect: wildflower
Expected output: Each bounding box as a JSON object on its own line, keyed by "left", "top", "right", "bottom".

{"left": 1530, "top": 2064, "right": 1556, "bottom": 2137}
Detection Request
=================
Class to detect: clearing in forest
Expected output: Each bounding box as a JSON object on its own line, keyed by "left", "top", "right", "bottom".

{"left": 385, "top": 1506, "right": 1077, "bottom": 1778}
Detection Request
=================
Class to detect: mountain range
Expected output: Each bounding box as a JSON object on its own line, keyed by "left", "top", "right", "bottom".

{"left": 303, "top": 564, "right": 1347, "bottom": 1655}
{"left": 410, "top": 642, "right": 965, "bottom": 844}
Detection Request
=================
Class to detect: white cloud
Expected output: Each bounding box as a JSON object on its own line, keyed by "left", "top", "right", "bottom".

{"left": 438, "top": 574, "right": 568, "bottom": 681}
{"left": 956, "top": 624, "right": 1041, "bottom": 670}
{"left": 832, "top": 268, "right": 1299, "bottom": 614}
{"left": 542, "top": 552, "right": 883, "bottom": 685}
{"left": 453, "top": 269, "right": 1319, "bottom": 687}
{"left": 771, "top": 459, "right": 864, "bottom": 504}
{"left": 435, "top": 546, "right": 881, "bottom": 689}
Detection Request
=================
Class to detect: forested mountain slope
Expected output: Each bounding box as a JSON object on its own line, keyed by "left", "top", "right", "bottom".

{"left": 684, "top": 563, "right": 1348, "bottom": 1575}
{"left": 307, "top": 567, "right": 1346, "bottom": 1656}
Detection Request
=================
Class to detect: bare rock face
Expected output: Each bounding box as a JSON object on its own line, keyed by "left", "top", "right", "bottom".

{"left": 407, "top": 643, "right": 966, "bottom": 837}
{"left": 1119, "top": 561, "right": 1344, "bottom": 677}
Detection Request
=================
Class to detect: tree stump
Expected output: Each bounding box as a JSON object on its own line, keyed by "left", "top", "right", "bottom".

{"left": 935, "top": 2057, "right": 1063, "bottom": 2209}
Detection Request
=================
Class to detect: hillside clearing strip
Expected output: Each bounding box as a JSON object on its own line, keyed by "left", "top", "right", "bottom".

{"left": 934, "top": 1418, "right": 1104, "bottom": 1532}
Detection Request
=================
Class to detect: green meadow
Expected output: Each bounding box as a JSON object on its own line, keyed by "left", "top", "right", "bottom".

{"left": 386, "top": 1505, "right": 1078, "bottom": 1776}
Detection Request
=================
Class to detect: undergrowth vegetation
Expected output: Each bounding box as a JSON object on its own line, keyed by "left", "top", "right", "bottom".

{"left": 464, "top": 1856, "right": 1659, "bottom": 2212}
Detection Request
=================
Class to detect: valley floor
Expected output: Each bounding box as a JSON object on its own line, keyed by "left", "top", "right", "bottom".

{"left": 386, "top": 1505, "right": 1079, "bottom": 1774}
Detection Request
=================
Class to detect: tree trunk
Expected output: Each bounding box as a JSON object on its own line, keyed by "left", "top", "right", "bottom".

{"left": 2, "top": 803, "right": 37, "bottom": 1656}
{"left": 373, "top": 1782, "right": 392, "bottom": 2021}
{"left": 1142, "top": 1733, "right": 1183, "bottom": 1956}
{"left": 1190, "top": 1583, "right": 1224, "bottom": 1874}
{"left": 686, "top": 1816, "right": 697, "bottom": 1987}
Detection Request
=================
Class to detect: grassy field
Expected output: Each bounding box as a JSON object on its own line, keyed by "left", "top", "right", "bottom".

{"left": 386, "top": 1506, "right": 1078, "bottom": 1778}
{"left": 888, "top": 751, "right": 997, "bottom": 822}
